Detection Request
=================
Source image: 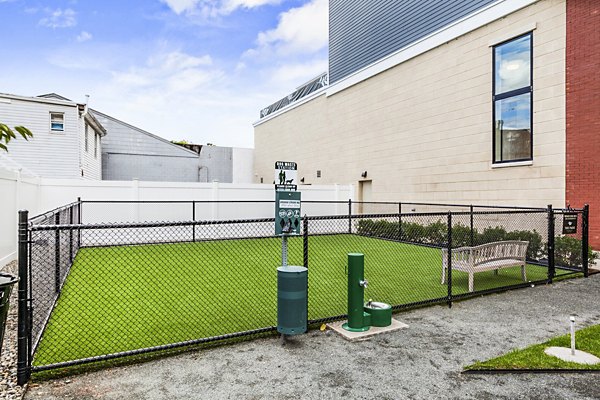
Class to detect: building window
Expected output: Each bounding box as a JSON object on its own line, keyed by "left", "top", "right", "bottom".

{"left": 94, "top": 133, "right": 98, "bottom": 158}
{"left": 50, "top": 112, "right": 64, "bottom": 132}
{"left": 493, "top": 33, "right": 532, "bottom": 163}
{"left": 85, "top": 124, "right": 89, "bottom": 152}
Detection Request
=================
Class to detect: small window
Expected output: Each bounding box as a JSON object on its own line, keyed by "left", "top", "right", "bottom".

{"left": 84, "top": 124, "right": 89, "bottom": 152}
{"left": 94, "top": 133, "right": 98, "bottom": 158}
{"left": 50, "top": 112, "right": 64, "bottom": 132}
{"left": 492, "top": 33, "right": 533, "bottom": 163}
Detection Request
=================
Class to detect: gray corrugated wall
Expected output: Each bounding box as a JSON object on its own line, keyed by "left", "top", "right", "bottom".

{"left": 329, "top": 0, "right": 498, "bottom": 84}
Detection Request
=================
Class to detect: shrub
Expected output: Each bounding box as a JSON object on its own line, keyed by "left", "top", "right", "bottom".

{"left": 505, "top": 229, "right": 544, "bottom": 260}
{"left": 552, "top": 236, "right": 597, "bottom": 267}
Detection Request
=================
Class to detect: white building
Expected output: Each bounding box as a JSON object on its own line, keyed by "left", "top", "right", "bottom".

{"left": 0, "top": 93, "right": 106, "bottom": 180}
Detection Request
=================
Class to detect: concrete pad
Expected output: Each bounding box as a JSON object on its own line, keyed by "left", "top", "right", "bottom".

{"left": 326, "top": 318, "right": 408, "bottom": 341}
{"left": 544, "top": 347, "right": 600, "bottom": 365}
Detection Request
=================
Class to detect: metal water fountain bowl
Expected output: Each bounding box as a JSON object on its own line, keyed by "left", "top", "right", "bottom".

{"left": 364, "top": 301, "right": 392, "bottom": 327}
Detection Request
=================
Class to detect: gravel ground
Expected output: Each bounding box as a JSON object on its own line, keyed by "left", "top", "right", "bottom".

{"left": 1, "top": 261, "right": 23, "bottom": 400}
{"left": 22, "top": 274, "right": 600, "bottom": 400}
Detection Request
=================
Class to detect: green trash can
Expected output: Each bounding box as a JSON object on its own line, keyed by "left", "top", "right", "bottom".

{"left": 277, "top": 266, "right": 307, "bottom": 335}
{"left": 0, "top": 272, "right": 18, "bottom": 357}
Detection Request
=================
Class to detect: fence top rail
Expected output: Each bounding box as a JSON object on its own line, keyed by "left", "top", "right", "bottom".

{"left": 29, "top": 217, "right": 277, "bottom": 231}
{"left": 28, "top": 201, "right": 80, "bottom": 225}
{"left": 76, "top": 198, "right": 547, "bottom": 211}
{"left": 28, "top": 207, "right": 551, "bottom": 231}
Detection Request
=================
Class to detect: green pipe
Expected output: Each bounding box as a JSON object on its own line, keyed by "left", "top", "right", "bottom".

{"left": 343, "top": 253, "right": 370, "bottom": 332}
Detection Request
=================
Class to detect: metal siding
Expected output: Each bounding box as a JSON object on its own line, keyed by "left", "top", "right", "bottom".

{"left": 102, "top": 153, "right": 201, "bottom": 182}
{"left": 199, "top": 146, "right": 233, "bottom": 183}
{"left": 93, "top": 112, "right": 201, "bottom": 182}
{"left": 329, "top": 0, "right": 498, "bottom": 83}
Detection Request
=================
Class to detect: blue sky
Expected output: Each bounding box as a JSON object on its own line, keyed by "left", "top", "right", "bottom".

{"left": 0, "top": 0, "right": 328, "bottom": 147}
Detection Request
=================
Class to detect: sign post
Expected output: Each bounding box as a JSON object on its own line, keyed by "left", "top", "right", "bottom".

{"left": 275, "top": 161, "right": 306, "bottom": 340}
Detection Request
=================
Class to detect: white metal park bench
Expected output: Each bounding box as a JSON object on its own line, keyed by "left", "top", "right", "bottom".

{"left": 441, "top": 240, "right": 529, "bottom": 292}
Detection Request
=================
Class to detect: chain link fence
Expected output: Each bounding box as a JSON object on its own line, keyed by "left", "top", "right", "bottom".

{"left": 16, "top": 200, "right": 591, "bottom": 383}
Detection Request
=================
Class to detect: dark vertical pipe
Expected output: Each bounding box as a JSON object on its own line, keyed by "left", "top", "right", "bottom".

{"left": 303, "top": 216, "right": 309, "bottom": 326}
{"left": 77, "top": 197, "right": 82, "bottom": 249}
{"left": 398, "top": 202, "right": 402, "bottom": 240}
{"left": 547, "top": 204, "right": 555, "bottom": 283}
{"left": 17, "top": 210, "right": 30, "bottom": 386}
{"left": 303, "top": 216, "right": 308, "bottom": 270}
{"left": 582, "top": 204, "right": 589, "bottom": 278}
{"left": 69, "top": 206, "right": 73, "bottom": 263}
{"left": 192, "top": 200, "right": 196, "bottom": 243}
{"left": 447, "top": 212, "right": 452, "bottom": 308}
{"left": 54, "top": 213, "right": 60, "bottom": 293}
{"left": 348, "top": 199, "right": 352, "bottom": 234}
{"left": 470, "top": 204, "right": 474, "bottom": 246}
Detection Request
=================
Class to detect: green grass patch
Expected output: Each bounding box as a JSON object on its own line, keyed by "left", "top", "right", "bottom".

{"left": 34, "top": 235, "right": 549, "bottom": 367}
{"left": 467, "top": 324, "right": 600, "bottom": 370}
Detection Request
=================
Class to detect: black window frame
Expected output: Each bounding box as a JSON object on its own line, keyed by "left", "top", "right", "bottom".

{"left": 492, "top": 32, "right": 533, "bottom": 164}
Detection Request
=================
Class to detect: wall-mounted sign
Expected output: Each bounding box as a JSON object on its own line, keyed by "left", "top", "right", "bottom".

{"left": 276, "top": 190, "right": 301, "bottom": 235}
{"left": 275, "top": 161, "right": 297, "bottom": 191}
{"left": 562, "top": 213, "right": 578, "bottom": 234}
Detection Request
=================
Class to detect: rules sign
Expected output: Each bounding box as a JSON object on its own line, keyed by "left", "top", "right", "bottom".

{"left": 562, "top": 213, "right": 578, "bottom": 234}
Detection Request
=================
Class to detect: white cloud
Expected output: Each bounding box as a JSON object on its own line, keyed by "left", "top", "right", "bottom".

{"left": 76, "top": 31, "right": 92, "bottom": 42}
{"left": 252, "top": 0, "right": 327, "bottom": 57}
{"left": 39, "top": 8, "right": 77, "bottom": 28}
{"left": 268, "top": 58, "right": 327, "bottom": 88}
{"left": 160, "top": 0, "right": 281, "bottom": 17}
{"left": 111, "top": 51, "right": 218, "bottom": 95}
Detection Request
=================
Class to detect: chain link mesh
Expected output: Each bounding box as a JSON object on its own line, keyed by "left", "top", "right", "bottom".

{"left": 22, "top": 201, "right": 590, "bottom": 372}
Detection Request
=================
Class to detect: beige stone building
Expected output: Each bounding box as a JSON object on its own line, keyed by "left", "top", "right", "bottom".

{"left": 254, "top": 0, "right": 567, "bottom": 208}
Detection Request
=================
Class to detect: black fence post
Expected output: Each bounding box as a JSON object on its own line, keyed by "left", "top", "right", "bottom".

{"left": 348, "top": 199, "right": 352, "bottom": 234}
{"left": 77, "top": 197, "right": 82, "bottom": 248}
{"left": 69, "top": 206, "right": 73, "bottom": 263}
{"left": 17, "top": 210, "right": 30, "bottom": 386}
{"left": 192, "top": 200, "right": 196, "bottom": 243}
{"left": 582, "top": 204, "right": 589, "bottom": 278}
{"left": 54, "top": 212, "right": 61, "bottom": 294}
{"left": 303, "top": 216, "right": 308, "bottom": 270}
{"left": 547, "top": 204, "right": 555, "bottom": 283}
{"left": 470, "top": 205, "right": 474, "bottom": 246}
{"left": 303, "top": 216, "right": 309, "bottom": 328}
{"left": 447, "top": 212, "right": 452, "bottom": 309}
{"left": 398, "top": 202, "right": 402, "bottom": 240}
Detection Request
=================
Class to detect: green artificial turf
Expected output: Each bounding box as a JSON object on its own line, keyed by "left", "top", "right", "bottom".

{"left": 33, "top": 235, "right": 549, "bottom": 367}
{"left": 467, "top": 324, "right": 600, "bottom": 370}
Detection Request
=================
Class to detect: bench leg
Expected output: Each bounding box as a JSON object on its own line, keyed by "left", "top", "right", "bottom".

{"left": 468, "top": 272, "right": 474, "bottom": 292}
{"left": 521, "top": 264, "right": 527, "bottom": 282}
{"left": 442, "top": 265, "right": 446, "bottom": 284}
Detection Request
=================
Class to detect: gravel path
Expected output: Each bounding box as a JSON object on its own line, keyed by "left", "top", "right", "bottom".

{"left": 22, "top": 274, "right": 600, "bottom": 400}
{"left": 1, "top": 261, "right": 23, "bottom": 400}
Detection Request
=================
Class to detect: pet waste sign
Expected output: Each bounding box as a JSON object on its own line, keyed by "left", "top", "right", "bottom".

{"left": 275, "top": 161, "right": 297, "bottom": 191}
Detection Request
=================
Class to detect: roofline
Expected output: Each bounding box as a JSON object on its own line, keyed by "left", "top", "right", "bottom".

{"left": 89, "top": 109, "right": 200, "bottom": 157}
{"left": 83, "top": 111, "right": 107, "bottom": 136}
{"left": 254, "top": 0, "right": 538, "bottom": 126}
{"left": 0, "top": 92, "right": 77, "bottom": 107}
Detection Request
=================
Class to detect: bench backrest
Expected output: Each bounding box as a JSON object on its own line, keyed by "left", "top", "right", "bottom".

{"left": 471, "top": 240, "right": 529, "bottom": 265}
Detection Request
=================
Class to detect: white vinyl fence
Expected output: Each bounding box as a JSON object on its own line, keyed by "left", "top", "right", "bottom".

{"left": 0, "top": 167, "right": 354, "bottom": 265}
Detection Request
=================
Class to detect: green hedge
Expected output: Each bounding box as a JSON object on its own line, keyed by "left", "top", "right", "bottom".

{"left": 553, "top": 235, "right": 596, "bottom": 266}
{"left": 356, "top": 219, "right": 595, "bottom": 265}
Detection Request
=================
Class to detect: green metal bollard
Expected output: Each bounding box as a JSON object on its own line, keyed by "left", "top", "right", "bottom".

{"left": 342, "top": 253, "right": 370, "bottom": 332}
